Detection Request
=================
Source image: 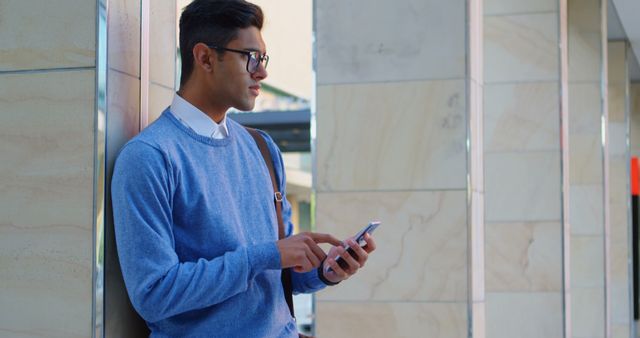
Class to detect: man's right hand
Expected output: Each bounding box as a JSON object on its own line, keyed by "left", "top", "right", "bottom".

{"left": 276, "top": 232, "right": 343, "bottom": 273}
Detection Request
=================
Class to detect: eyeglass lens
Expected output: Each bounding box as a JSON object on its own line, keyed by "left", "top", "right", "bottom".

{"left": 248, "top": 52, "right": 268, "bottom": 73}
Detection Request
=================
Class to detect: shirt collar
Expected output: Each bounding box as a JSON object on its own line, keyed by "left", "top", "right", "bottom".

{"left": 170, "top": 94, "right": 229, "bottom": 139}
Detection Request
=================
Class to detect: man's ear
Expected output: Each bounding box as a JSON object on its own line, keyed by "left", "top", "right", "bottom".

{"left": 192, "top": 43, "right": 214, "bottom": 73}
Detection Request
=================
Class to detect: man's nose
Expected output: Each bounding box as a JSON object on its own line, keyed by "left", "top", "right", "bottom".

{"left": 253, "top": 63, "right": 268, "bottom": 80}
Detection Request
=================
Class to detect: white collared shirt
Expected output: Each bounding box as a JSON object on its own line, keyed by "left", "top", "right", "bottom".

{"left": 169, "top": 94, "right": 229, "bottom": 139}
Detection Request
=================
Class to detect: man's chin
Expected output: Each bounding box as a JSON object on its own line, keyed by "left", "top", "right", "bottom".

{"left": 234, "top": 101, "right": 256, "bottom": 112}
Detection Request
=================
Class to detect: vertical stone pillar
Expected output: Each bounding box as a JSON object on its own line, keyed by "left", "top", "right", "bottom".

{"left": 104, "top": 0, "right": 143, "bottom": 336}
{"left": 483, "top": 1, "right": 567, "bottom": 337}
{"left": 633, "top": 82, "right": 640, "bottom": 158}
{"left": 314, "top": 0, "right": 481, "bottom": 337}
{"left": 104, "top": 0, "right": 178, "bottom": 337}
{"left": 567, "top": 0, "right": 609, "bottom": 336}
{"left": 469, "top": 1, "right": 487, "bottom": 336}
{"left": 148, "top": 1, "right": 178, "bottom": 123}
{"left": 0, "top": 1, "right": 98, "bottom": 337}
{"left": 608, "top": 41, "right": 632, "bottom": 338}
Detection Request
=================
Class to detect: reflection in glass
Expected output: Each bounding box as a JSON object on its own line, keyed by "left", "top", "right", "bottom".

{"left": 94, "top": 0, "right": 108, "bottom": 337}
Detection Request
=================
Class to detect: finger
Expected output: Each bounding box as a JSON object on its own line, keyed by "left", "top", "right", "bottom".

{"left": 337, "top": 246, "right": 360, "bottom": 273}
{"left": 348, "top": 239, "right": 369, "bottom": 265}
{"left": 325, "top": 258, "right": 349, "bottom": 280}
{"left": 299, "top": 258, "right": 313, "bottom": 272}
{"left": 363, "top": 233, "right": 377, "bottom": 253}
{"left": 309, "top": 241, "right": 328, "bottom": 261}
{"left": 304, "top": 236, "right": 328, "bottom": 261}
{"left": 305, "top": 246, "right": 322, "bottom": 268}
{"left": 294, "top": 247, "right": 314, "bottom": 272}
{"left": 308, "top": 232, "right": 343, "bottom": 247}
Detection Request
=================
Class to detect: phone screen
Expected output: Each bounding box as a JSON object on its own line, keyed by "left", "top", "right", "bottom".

{"left": 329, "top": 221, "right": 381, "bottom": 273}
{"left": 352, "top": 221, "right": 381, "bottom": 246}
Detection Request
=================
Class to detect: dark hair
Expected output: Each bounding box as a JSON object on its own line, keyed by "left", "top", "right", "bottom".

{"left": 178, "top": 0, "right": 264, "bottom": 87}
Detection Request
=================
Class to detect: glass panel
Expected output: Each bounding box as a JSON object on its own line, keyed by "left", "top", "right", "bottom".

{"left": 94, "top": 0, "right": 107, "bottom": 336}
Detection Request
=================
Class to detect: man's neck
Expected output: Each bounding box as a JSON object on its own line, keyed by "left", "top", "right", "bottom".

{"left": 177, "top": 86, "right": 227, "bottom": 124}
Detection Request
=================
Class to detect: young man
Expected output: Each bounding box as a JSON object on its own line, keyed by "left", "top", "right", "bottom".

{"left": 111, "top": 0, "right": 376, "bottom": 337}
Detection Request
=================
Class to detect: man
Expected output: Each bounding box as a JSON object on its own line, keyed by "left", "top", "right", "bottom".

{"left": 111, "top": 0, "right": 376, "bottom": 337}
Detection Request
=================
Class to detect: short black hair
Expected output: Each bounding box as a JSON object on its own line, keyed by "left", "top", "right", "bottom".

{"left": 178, "top": 0, "right": 264, "bottom": 87}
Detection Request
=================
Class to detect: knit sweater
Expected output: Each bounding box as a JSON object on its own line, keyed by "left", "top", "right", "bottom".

{"left": 111, "top": 109, "right": 326, "bottom": 338}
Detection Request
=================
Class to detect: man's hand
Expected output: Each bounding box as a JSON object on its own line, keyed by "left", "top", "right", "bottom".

{"left": 276, "top": 232, "right": 343, "bottom": 273}
{"left": 322, "top": 233, "right": 377, "bottom": 284}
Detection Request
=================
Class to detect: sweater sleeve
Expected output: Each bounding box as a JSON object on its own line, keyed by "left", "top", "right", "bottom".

{"left": 258, "top": 131, "right": 329, "bottom": 294}
{"left": 111, "top": 141, "right": 281, "bottom": 323}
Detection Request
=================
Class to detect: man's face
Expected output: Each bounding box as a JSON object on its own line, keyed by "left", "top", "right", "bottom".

{"left": 211, "top": 26, "right": 268, "bottom": 112}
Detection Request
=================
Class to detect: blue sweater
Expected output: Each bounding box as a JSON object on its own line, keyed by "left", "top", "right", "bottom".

{"left": 111, "top": 110, "right": 326, "bottom": 338}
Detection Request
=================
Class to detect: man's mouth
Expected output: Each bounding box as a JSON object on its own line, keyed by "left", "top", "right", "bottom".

{"left": 249, "top": 85, "right": 260, "bottom": 96}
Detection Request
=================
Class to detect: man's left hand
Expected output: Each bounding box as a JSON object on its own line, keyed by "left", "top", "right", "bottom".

{"left": 321, "top": 233, "right": 376, "bottom": 284}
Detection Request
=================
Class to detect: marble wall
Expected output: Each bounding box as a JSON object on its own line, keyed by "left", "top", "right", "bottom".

{"left": 608, "top": 41, "right": 632, "bottom": 338}
{"left": 483, "top": 1, "right": 566, "bottom": 337}
{"left": 0, "top": 1, "right": 97, "bottom": 337}
{"left": 148, "top": 0, "right": 178, "bottom": 123}
{"left": 632, "top": 83, "right": 640, "bottom": 159}
{"left": 104, "top": 0, "right": 144, "bottom": 336}
{"left": 568, "top": 1, "right": 608, "bottom": 337}
{"left": 314, "top": 0, "right": 480, "bottom": 337}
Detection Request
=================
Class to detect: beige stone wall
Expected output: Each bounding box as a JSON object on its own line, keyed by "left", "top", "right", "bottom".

{"left": 632, "top": 83, "right": 640, "bottom": 159}
{"left": 568, "top": 1, "right": 608, "bottom": 337}
{"left": 483, "top": 1, "right": 565, "bottom": 337}
{"left": 148, "top": 1, "right": 178, "bottom": 123}
{"left": 314, "top": 0, "right": 478, "bottom": 337}
{"left": 104, "top": 0, "right": 143, "bottom": 336}
{"left": 0, "top": 0, "right": 97, "bottom": 337}
{"left": 609, "top": 41, "right": 632, "bottom": 338}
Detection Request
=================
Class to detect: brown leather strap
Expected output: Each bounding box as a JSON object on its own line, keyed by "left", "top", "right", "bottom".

{"left": 245, "top": 127, "right": 295, "bottom": 318}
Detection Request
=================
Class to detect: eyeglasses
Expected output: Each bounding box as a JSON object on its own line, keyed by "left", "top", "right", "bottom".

{"left": 207, "top": 45, "right": 269, "bottom": 74}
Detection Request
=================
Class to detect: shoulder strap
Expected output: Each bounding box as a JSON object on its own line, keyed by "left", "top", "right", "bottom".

{"left": 245, "top": 127, "right": 295, "bottom": 318}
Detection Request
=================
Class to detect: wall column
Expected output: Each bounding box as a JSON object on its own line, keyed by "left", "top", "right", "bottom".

{"left": 633, "top": 81, "right": 640, "bottom": 160}
{"left": 0, "top": 1, "right": 100, "bottom": 337}
{"left": 314, "top": 0, "right": 482, "bottom": 337}
{"left": 608, "top": 40, "right": 633, "bottom": 338}
{"left": 567, "top": 0, "right": 609, "bottom": 336}
{"left": 104, "top": 0, "right": 143, "bottom": 336}
{"left": 483, "top": 1, "right": 568, "bottom": 337}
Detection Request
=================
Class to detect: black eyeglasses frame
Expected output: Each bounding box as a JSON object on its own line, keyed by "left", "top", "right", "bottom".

{"left": 207, "top": 45, "right": 269, "bottom": 74}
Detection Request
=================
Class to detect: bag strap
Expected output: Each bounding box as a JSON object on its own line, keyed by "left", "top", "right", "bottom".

{"left": 245, "top": 127, "right": 295, "bottom": 318}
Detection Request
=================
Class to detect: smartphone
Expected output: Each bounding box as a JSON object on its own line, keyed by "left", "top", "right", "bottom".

{"left": 329, "top": 221, "right": 381, "bottom": 272}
